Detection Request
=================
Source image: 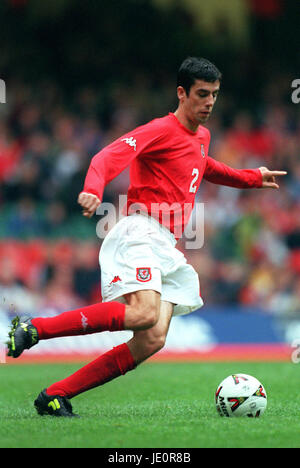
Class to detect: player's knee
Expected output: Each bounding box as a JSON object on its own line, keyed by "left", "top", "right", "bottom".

{"left": 144, "top": 332, "right": 166, "bottom": 356}
{"left": 134, "top": 303, "right": 159, "bottom": 330}
{"left": 153, "top": 334, "right": 166, "bottom": 353}
{"left": 130, "top": 325, "right": 168, "bottom": 363}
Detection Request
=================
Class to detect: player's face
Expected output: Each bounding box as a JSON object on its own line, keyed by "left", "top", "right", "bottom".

{"left": 178, "top": 79, "right": 220, "bottom": 124}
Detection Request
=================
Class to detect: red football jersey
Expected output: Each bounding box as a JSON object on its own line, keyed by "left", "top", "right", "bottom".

{"left": 83, "top": 113, "right": 262, "bottom": 238}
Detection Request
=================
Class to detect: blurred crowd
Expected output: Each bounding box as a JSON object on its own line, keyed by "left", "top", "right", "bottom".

{"left": 0, "top": 76, "right": 299, "bottom": 319}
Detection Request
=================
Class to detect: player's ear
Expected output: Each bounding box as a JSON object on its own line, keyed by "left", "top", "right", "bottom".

{"left": 177, "top": 86, "right": 187, "bottom": 101}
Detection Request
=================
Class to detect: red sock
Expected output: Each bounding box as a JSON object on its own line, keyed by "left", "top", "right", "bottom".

{"left": 46, "top": 343, "right": 136, "bottom": 398}
{"left": 31, "top": 302, "right": 125, "bottom": 340}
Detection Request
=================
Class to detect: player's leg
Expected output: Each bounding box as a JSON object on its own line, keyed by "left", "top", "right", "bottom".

{"left": 40, "top": 290, "right": 164, "bottom": 398}
{"left": 6, "top": 290, "right": 160, "bottom": 358}
{"left": 126, "top": 299, "right": 173, "bottom": 364}
{"left": 33, "top": 291, "right": 170, "bottom": 416}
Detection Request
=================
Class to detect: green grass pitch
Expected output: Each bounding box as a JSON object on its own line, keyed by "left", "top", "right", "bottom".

{"left": 0, "top": 360, "right": 299, "bottom": 448}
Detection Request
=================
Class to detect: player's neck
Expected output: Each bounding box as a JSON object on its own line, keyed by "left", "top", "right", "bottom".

{"left": 173, "top": 108, "right": 199, "bottom": 133}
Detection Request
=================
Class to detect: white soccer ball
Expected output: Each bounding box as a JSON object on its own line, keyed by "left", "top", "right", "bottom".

{"left": 215, "top": 373, "right": 267, "bottom": 418}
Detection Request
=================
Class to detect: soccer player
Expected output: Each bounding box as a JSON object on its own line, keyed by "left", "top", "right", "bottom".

{"left": 7, "top": 57, "right": 287, "bottom": 417}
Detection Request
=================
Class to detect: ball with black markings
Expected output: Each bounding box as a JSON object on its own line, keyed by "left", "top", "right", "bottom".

{"left": 215, "top": 373, "right": 267, "bottom": 417}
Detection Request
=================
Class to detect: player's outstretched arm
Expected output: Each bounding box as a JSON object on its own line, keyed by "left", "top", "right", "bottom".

{"left": 203, "top": 156, "right": 287, "bottom": 190}
{"left": 78, "top": 192, "right": 101, "bottom": 218}
{"left": 258, "top": 166, "right": 287, "bottom": 189}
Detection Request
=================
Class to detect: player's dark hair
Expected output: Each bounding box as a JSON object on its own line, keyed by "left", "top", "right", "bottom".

{"left": 177, "top": 57, "right": 222, "bottom": 95}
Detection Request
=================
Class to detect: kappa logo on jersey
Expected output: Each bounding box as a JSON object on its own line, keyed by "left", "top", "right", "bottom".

{"left": 121, "top": 136, "right": 137, "bottom": 151}
{"left": 200, "top": 144, "right": 205, "bottom": 158}
{"left": 80, "top": 312, "right": 88, "bottom": 331}
{"left": 136, "top": 267, "right": 152, "bottom": 282}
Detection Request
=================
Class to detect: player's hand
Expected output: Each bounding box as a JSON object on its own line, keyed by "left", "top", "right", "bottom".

{"left": 259, "top": 167, "right": 287, "bottom": 189}
{"left": 77, "top": 192, "right": 101, "bottom": 218}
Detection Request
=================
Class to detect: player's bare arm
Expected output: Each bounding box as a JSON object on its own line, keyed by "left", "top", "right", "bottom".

{"left": 258, "top": 166, "right": 287, "bottom": 189}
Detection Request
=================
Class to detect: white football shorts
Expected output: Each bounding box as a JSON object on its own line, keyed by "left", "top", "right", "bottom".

{"left": 99, "top": 214, "right": 204, "bottom": 316}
